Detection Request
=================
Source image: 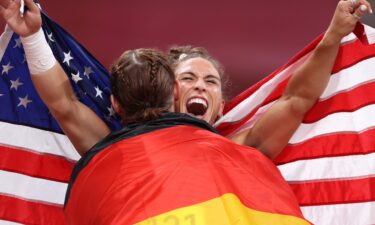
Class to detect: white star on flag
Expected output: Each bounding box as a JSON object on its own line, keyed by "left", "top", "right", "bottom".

{"left": 95, "top": 86, "right": 103, "bottom": 99}
{"left": 63, "top": 51, "right": 74, "bottom": 66}
{"left": 13, "top": 38, "right": 22, "bottom": 48}
{"left": 47, "top": 32, "right": 55, "bottom": 42}
{"left": 17, "top": 95, "right": 32, "bottom": 108}
{"left": 10, "top": 78, "right": 23, "bottom": 90}
{"left": 0, "top": 4, "right": 122, "bottom": 224}
{"left": 107, "top": 106, "right": 116, "bottom": 117}
{"left": 2, "top": 62, "right": 14, "bottom": 75}
{"left": 84, "top": 66, "right": 93, "bottom": 78}
{"left": 71, "top": 71, "right": 82, "bottom": 83}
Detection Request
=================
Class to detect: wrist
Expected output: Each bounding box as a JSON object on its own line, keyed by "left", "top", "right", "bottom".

{"left": 320, "top": 29, "right": 343, "bottom": 47}
{"left": 20, "top": 28, "right": 57, "bottom": 74}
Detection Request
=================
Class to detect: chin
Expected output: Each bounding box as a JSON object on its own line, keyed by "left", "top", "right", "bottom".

{"left": 203, "top": 115, "right": 214, "bottom": 125}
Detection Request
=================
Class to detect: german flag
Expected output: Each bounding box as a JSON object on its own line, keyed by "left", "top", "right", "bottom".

{"left": 65, "top": 115, "right": 311, "bottom": 225}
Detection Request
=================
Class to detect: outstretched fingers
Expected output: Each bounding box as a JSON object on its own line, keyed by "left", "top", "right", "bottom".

{"left": 0, "top": 0, "right": 20, "bottom": 23}
{"left": 5, "top": 0, "right": 20, "bottom": 12}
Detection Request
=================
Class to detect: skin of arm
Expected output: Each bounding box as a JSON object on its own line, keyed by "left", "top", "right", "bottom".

{"left": 0, "top": 0, "right": 111, "bottom": 155}
{"left": 230, "top": 0, "right": 372, "bottom": 159}
{"left": 32, "top": 65, "right": 111, "bottom": 155}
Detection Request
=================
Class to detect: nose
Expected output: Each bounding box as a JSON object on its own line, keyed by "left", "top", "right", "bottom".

{"left": 194, "top": 78, "right": 206, "bottom": 92}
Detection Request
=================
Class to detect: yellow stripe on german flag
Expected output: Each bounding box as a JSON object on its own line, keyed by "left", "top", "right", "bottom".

{"left": 66, "top": 126, "right": 311, "bottom": 225}
{"left": 135, "top": 193, "right": 310, "bottom": 225}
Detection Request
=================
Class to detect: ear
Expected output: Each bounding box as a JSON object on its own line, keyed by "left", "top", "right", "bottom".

{"left": 110, "top": 95, "right": 122, "bottom": 115}
{"left": 173, "top": 81, "right": 179, "bottom": 101}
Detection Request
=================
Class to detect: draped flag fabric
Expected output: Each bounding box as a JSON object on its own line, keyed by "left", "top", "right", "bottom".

{"left": 0, "top": 6, "right": 121, "bottom": 225}
{"left": 64, "top": 119, "right": 310, "bottom": 225}
{"left": 216, "top": 24, "right": 375, "bottom": 225}
{"left": 0, "top": 3, "right": 374, "bottom": 225}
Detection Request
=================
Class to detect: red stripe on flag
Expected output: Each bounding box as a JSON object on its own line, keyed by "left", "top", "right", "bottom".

{"left": 256, "top": 39, "right": 375, "bottom": 109}
{"left": 0, "top": 145, "right": 74, "bottom": 182}
{"left": 304, "top": 81, "right": 375, "bottom": 123}
{"left": 216, "top": 107, "right": 258, "bottom": 136}
{"left": 253, "top": 75, "right": 375, "bottom": 122}
{"left": 333, "top": 37, "right": 375, "bottom": 74}
{"left": 0, "top": 194, "right": 64, "bottom": 225}
{"left": 274, "top": 128, "right": 375, "bottom": 164}
{"left": 289, "top": 176, "right": 375, "bottom": 206}
{"left": 231, "top": 76, "right": 375, "bottom": 132}
{"left": 219, "top": 37, "right": 375, "bottom": 136}
{"left": 218, "top": 79, "right": 375, "bottom": 136}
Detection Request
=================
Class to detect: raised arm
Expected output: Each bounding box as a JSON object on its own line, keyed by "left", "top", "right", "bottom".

{"left": 231, "top": 0, "right": 372, "bottom": 159}
{"left": 0, "top": 0, "right": 111, "bottom": 155}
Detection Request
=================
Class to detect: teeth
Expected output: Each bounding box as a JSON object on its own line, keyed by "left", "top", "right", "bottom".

{"left": 188, "top": 98, "right": 208, "bottom": 108}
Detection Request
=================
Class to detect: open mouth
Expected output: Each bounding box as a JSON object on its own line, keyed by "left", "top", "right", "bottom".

{"left": 186, "top": 97, "right": 208, "bottom": 116}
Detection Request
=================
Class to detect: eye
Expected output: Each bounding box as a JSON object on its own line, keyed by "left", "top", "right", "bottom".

{"left": 181, "top": 76, "right": 193, "bottom": 81}
{"left": 206, "top": 80, "right": 217, "bottom": 85}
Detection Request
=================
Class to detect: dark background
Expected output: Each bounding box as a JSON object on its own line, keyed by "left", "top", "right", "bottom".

{"left": 2, "top": 0, "right": 375, "bottom": 98}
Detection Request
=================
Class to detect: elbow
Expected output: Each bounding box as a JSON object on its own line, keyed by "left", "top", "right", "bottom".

{"left": 256, "top": 144, "right": 279, "bottom": 160}
{"left": 245, "top": 135, "right": 277, "bottom": 160}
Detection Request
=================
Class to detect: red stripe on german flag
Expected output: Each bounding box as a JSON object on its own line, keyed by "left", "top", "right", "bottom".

{"left": 66, "top": 126, "right": 311, "bottom": 225}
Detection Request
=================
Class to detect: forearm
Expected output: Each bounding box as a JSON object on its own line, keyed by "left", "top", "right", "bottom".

{"left": 21, "top": 28, "right": 77, "bottom": 115}
{"left": 27, "top": 42, "right": 110, "bottom": 155}
{"left": 283, "top": 32, "right": 341, "bottom": 111}
{"left": 1, "top": 0, "right": 110, "bottom": 154}
{"left": 283, "top": 0, "right": 372, "bottom": 110}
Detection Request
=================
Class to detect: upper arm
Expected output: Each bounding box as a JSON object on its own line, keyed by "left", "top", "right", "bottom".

{"left": 53, "top": 100, "right": 111, "bottom": 156}
{"left": 230, "top": 95, "right": 309, "bottom": 159}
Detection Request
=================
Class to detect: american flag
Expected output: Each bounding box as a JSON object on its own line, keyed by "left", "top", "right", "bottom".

{"left": 0, "top": 6, "right": 121, "bottom": 225}
{"left": 0, "top": 4, "right": 374, "bottom": 225}
{"left": 216, "top": 23, "right": 375, "bottom": 225}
